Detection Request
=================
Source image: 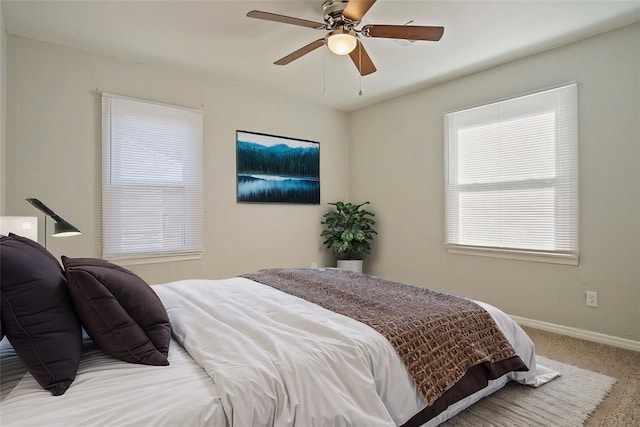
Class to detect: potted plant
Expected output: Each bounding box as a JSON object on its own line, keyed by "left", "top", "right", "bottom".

{"left": 320, "top": 201, "right": 377, "bottom": 273}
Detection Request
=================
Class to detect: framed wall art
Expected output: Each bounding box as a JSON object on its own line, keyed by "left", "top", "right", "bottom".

{"left": 236, "top": 130, "right": 320, "bottom": 204}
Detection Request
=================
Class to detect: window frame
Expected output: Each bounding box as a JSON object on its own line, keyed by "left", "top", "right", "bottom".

{"left": 444, "top": 83, "right": 579, "bottom": 265}
{"left": 101, "top": 93, "right": 204, "bottom": 262}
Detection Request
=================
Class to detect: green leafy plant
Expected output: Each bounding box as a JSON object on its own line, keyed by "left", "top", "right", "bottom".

{"left": 321, "top": 201, "right": 377, "bottom": 260}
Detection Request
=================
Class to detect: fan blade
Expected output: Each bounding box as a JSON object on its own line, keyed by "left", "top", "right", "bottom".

{"left": 247, "top": 10, "right": 324, "bottom": 30}
{"left": 348, "top": 41, "right": 377, "bottom": 76}
{"left": 275, "top": 39, "right": 325, "bottom": 65}
{"left": 362, "top": 24, "right": 444, "bottom": 41}
{"left": 342, "top": 0, "right": 377, "bottom": 22}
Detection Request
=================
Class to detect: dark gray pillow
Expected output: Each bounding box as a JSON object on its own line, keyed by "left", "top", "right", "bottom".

{"left": 0, "top": 234, "right": 82, "bottom": 395}
{"left": 62, "top": 256, "right": 170, "bottom": 366}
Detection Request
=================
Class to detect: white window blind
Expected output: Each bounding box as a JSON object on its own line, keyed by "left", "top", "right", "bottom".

{"left": 444, "top": 83, "right": 579, "bottom": 262}
{"left": 102, "top": 94, "right": 204, "bottom": 260}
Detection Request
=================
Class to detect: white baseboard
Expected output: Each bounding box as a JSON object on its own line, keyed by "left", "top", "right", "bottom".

{"left": 510, "top": 315, "right": 640, "bottom": 352}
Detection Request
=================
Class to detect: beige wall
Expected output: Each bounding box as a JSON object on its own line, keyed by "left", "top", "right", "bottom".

{"left": 0, "top": 4, "right": 6, "bottom": 214}
{"left": 5, "top": 35, "right": 349, "bottom": 282}
{"left": 5, "top": 25, "right": 639, "bottom": 342}
{"left": 349, "top": 23, "right": 640, "bottom": 341}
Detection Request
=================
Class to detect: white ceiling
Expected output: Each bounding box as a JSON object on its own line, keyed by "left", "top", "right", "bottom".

{"left": 3, "top": 0, "right": 640, "bottom": 112}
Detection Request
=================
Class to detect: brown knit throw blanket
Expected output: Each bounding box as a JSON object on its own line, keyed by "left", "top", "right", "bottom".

{"left": 242, "top": 268, "right": 521, "bottom": 406}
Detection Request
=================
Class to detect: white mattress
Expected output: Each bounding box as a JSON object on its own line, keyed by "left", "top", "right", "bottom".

{"left": 0, "top": 277, "right": 556, "bottom": 426}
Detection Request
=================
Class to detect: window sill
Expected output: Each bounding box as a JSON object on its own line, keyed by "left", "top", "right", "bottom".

{"left": 107, "top": 253, "right": 202, "bottom": 266}
{"left": 446, "top": 245, "right": 579, "bottom": 265}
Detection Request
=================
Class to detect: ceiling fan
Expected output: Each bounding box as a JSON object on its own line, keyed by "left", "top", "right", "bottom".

{"left": 247, "top": 0, "right": 444, "bottom": 76}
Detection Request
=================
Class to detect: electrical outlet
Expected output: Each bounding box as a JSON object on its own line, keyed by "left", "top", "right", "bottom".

{"left": 585, "top": 291, "right": 598, "bottom": 307}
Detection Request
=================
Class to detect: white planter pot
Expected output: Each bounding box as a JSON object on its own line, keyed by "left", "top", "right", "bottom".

{"left": 336, "top": 260, "right": 363, "bottom": 273}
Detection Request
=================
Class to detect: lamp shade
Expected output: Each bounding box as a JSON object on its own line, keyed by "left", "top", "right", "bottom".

{"left": 53, "top": 220, "right": 81, "bottom": 237}
{"left": 326, "top": 30, "right": 358, "bottom": 55}
{"left": 26, "top": 198, "right": 81, "bottom": 237}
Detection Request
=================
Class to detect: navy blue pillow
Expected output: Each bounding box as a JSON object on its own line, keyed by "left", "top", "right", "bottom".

{"left": 0, "top": 234, "right": 82, "bottom": 395}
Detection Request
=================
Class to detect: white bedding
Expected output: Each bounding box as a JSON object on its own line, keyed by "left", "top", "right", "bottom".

{"left": 154, "top": 277, "right": 557, "bottom": 427}
{"left": 0, "top": 276, "right": 558, "bottom": 427}
{"left": 0, "top": 336, "right": 226, "bottom": 426}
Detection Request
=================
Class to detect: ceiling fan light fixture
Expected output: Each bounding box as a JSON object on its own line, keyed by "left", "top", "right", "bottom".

{"left": 326, "top": 29, "right": 357, "bottom": 55}
{"left": 247, "top": 2, "right": 445, "bottom": 76}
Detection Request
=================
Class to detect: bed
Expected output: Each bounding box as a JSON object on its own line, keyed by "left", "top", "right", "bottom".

{"left": 0, "top": 264, "right": 557, "bottom": 427}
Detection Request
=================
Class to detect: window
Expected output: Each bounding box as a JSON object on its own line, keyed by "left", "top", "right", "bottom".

{"left": 444, "top": 83, "right": 578, "bottom": 264}
{"left": 102, "top": 94, "right": 204, "bottom": 260}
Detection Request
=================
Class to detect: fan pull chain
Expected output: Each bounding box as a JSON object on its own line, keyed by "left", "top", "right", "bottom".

{"left": 358, "top": 40, "right": 363, "bottom": 96}
{"left": 323, "top": 47, "right": 327, "bottom": 96}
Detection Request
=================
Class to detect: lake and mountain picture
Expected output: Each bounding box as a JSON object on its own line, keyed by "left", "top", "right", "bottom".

{"left": 236, "top": 131, "right": 320, "bottom": 204}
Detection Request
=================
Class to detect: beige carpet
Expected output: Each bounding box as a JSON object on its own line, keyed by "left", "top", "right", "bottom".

{"left": 442, "top": 356, "right": 616, "bottom": 426}
{"left": 523, "top": 327, "right": 640, "bottom": 426}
